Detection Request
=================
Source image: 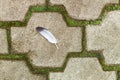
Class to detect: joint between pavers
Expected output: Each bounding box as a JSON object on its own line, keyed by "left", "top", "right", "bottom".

{"left": 6, "top": 27, "right": 11, "bottom": 54}
{"left": 81, "top": 27, "right": 87, "bottom": 52}
{"left": 45, "top": 0, "right": 50, "bottom": 8}
{"left": 117, "top": 71, "right": 120, "bottom": 80}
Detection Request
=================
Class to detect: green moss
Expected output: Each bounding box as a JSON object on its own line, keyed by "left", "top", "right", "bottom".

{"left": 30, "top": 6, "right": 47, "bottom": 12}
{"left": 105, "top": 4, "right": 120, "bottom": 11}
{"left": 62, "top": 12, "right": 89, "bottom": 27}
{"left": 0, "top": 22, "right": 3, "bottom": 27}
{"left": 0, "top": 54, "right": 26, "bottom": 60}
{"left": 47, "top": 5, "right": 65, "bottom": 12}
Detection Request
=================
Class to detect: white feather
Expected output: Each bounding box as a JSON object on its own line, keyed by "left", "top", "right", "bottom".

{"left": 39, "top": 29, "right": 57, "bottom": 44}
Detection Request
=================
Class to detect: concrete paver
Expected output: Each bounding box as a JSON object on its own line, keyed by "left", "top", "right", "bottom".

{"left": 50, "top": 0, "right": 118, "bottom": 20}
{"left": 0, "top": 29, "right": 8, "bottom": 53}
{"left": 0, "top": 60, "right": 46, "bottom": 80}
{"left": 86, "top": 11, "right": 120, "bottom": 64}
{"left": 50, "top": 58, "right": 116, "bottom": 80}
{"left": 0, "top": 0, "right": 45, "bottom": 21}
{"left": 11, "top": 12, "right": 82, "bottom": 67}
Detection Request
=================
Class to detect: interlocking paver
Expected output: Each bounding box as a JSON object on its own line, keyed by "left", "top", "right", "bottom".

{"left": 0, "top": 29, "right": 8, "bottom": 53}
{"left": 11, "top": 12, "right": 82, "bottom": 67}
{"left": 0, "top": 0, "right": 45, "bottom": 21}
{"left": 86, "top": 11, "right": 120, "bottom": 64}
{"left": 50, "top": 58, "right": 116, "bottom": 80}
{"left": 50, "top": 0, "right": 118, "bottom": 20}
{"left": 0, "top": 60, "right": 46, "bottom": 80}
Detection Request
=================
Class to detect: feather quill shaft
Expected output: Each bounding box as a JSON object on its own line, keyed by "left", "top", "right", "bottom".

{"left": 36, "top": 27, "right": 58, "bottom": 49}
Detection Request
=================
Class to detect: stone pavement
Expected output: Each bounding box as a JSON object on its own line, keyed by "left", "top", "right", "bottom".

{"left": 0, "top": 29, "right": 8, "bottom": 53}
{"left": 0, "top": 0, "right": 45, "bottom": 21}
{"left": 0, "top": 60, "right": 46, "bottom": 80}
{"left": 11, "top": 13, "right": 82, "bottom": 67}
{"left": 0, "top": 0, "right": 120, "bottom": 80}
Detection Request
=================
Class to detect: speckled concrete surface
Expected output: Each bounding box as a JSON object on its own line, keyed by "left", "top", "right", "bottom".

{"left": 0, "top": 29, "right": 8, "bottom": 53}
{"left": 11, "top": 13, "right": 82, "bottom": 67}
{"left": 0, "top": 0, "right": 45, "bottom": 21}
{"left": 50, "top": 58, "right": 116, "bottom": 80}
{"left": 0, "top": 60, "right": 46, "bottom": 80}
{"left": 86, "top": 11, "right": 120, "bottom": 64}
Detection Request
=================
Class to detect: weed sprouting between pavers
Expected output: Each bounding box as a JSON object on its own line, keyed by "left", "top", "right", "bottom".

{"left": 0, "top": 1, "right": 120, "bottom": 80}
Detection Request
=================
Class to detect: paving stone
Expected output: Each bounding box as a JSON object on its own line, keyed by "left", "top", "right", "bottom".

{"left": 11, "top": 12, "right": 82, "bottom": 67}
{"left": 0, "top": 29, "right": 8, "bottom": 53}
{"left": 50, "top": 58, "right": 116, "bottom": 80}
{"left": 86, "top": 11, "right": 120, "bottom": 64}
{"left": 50, "top": 0, "right": 118, "bottom": 20}
{"left": 0, "top": 60, "right": 46, "bottom": 80}
{"left": 0, "top": 0, "right": 45, "bottom": 21}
